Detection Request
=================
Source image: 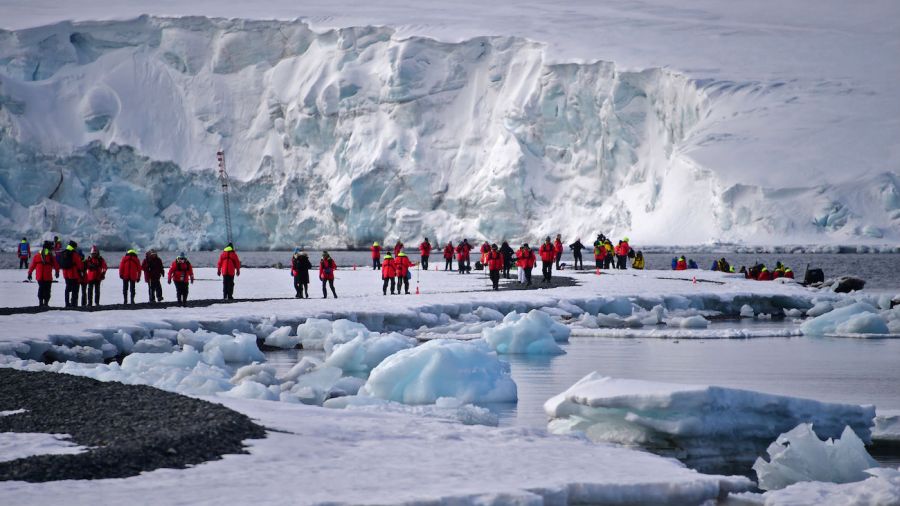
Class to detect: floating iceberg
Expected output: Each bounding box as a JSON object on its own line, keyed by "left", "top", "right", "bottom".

{"left": 801, "top": 302, "right": 881, "bottom": 336}
{"left": 544, "top": 373, "right": 875, "bottom": 473}
{"left": 481, "top": 310, "right": 568, "bottom": 355}
{"left": 324, "top": 332, "right": 415, "bottom": 372}
{"left": 359, "top": 339, "right": 517, "bottom": 404}
{"left": 752, "top": 423, "right": 879, "bottom": 491}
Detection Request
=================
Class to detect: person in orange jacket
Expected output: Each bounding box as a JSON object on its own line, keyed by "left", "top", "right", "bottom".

{"left": 593, "top": 243, "right": 607, "bottom": 269}
{"left": 419, "top": 238, "right": 432, "bottom": 270}
{"left": 443, "top": 241, "right": 454, "bottom": 271}
{"left": 59, "top": 241, "right": 84, "bottom": 307}
{"left": 167, "top": 252, "right": 195, "bottom": 306}
{"left": 517, "top": 243, "right": 535, "bottom": 286}
{"left": 84, "top": 245, "right": 107, "bottom": 307}
{"left": 76, "top": 248, "right": 89, "bottom": 307}
{"left": 371, "top": 242, "right": 382, "bottom": 270}
{"left": 456, "top": 239, "right": 472, "bottom": 274}
{"left": 486, "top": 243, "right": 504, "bottom": 290}
{"left": 393, "top": 241, "right": 404, "bottom": 257}
{"left": 381, "top": 253, "right": 396, "bottom": 295}
{"left": 319, "top": 251, "right": 338, "bottom": 298}
{"left": 217, "top": 243, "right": 241, "bottom": 300}
{"left": 119, "top": 249, "right": 142, "bottom": 304}
{"left": 480, "top": 241, "right": 491, "bottom": 266}
{"left": 553, "top": 234, "right": 563, "bottom": 270}
{"left": 539, "top": 237, "right": 555, "bottom": 283}
{"left": 395, "top": 252, "right": 412, "bottom": 295}
{"left": 27, "top": 240, "right": 60, "bottom": 307}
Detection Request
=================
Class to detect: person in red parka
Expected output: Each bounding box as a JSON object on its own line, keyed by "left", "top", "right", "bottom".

{"left": 486, "top": 243, "right": 504, "bottom": 290}
{"left": 517, "top": 243, "right": 535, "bottom": 286}
{"left": 167, "top": 252, "right": 195, "bottom": 306}
{"left": 443, "top": 241, "right": 454, "bottom": 271}
{"left": 480, "top": 241, "right": 491, "bottom": 266}
{"left": 395, "top": 252, "right": 412, "bottom": 295}
{"left": 418, "top": 238, "right": 432, "bottom": 271}
{"left": 675, "top": 256, "right": 688, "bottom": 271}
{"left": 393, "top": 241, "right": 404, "bottom": 257}
{"left": 217, "top": 243, "right": 241, "bottom": 300}
{"left": 381, "top": 253, "right": 396, "bottom": 295}
{"left": 456, "top": 239, "right": 472, "bottom": 274}
{"left": 319, "top": 251, "right": 338, "bottom": 298}
{"left": 371, "top": 242, "right": 382, "bottom": 270}
{"left": 539, "top": 237, "right": 555, "bottom": 283}
{"left": 142, "top": 249, "right": 165, "bottom": 303}
{"left": 59, "top": 241, "right": 84, "bottom": 307}
{"left": 593, "top": 243, "right": 607, "bottom": 269}
{"left": 757, "top": 266, "right": 773, "bottom": 281}
{"left": 553, "top": 234, "right": 563, "bottom": 270}
{"left": 76, "top": 248, "right": 89, "bottom": 307}
{"left": 27, "top": 240, "right": 59, "bottom": 307}
{"left": 119, "top": 249, "right": 142, "bottom": 304}
{"left": 83, "top": 246, "right": 107, "bottom": 307}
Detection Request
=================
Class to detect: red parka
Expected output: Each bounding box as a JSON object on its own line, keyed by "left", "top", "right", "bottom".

{"left": 539, "top": 243, "right": 555, "bottom": 262}
{"left": 393, "top": 242, "right": 404, "bottom": 257}
{"left": 675, "top": 259, "right": 688, "bottom": 271}
{"left": 217, "top": 248, "right": 241, "bottom": 277}
{"left": 381, "top": 256, "right": 396, "bottom": 279}
{"left": 757, "top": 269, "right": 773, "bottom": 281}
{"left": 594, "top": 245, "right": 607, "bottom": 260}
{"left": 84, "top": 256, "right": 107, "bottom": 283}
{"left": 517, "top": 248, "right": 536, "bottom": 268}
{"left": 553, "top": 239, "right": 563, "bottom": 255}
{"left": 119, "top": 253, "right": 142, "bottom": 281}
{"left": 486, "top": 250, "right": 503, "bottom": 271}
{"left": 371, "top": 244, "right": 382, "bottom": 259}
{"left": 394, "top": 253, "right": 412, "bottom": 277}
{"left": 443, "top": 243, "right": 454, "bottom": 260}
{"left": 142, "top": 255, "right": 165, "bottom": 282}
{"left": 61, "top": 247, "right": 84, "bottom": 280}
{"left": 319, "top": 257, "right": 337, "bottom": 281}
{"left": 419, "top": 241, "right": 432, "bottom": 257}
{"left": 28, "top": 252, "right": 59, "bottom": 282}
{"left": 168, "top": 259, "right": 195, "bottom": 283}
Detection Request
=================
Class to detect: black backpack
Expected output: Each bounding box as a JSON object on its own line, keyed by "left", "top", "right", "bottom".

{"left": 60, "top": 249, "right": 74, "bottom": 269}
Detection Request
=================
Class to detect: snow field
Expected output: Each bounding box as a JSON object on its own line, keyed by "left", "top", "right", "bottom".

{"left": 0, "top": 432, "right": 88, "bottom": 463}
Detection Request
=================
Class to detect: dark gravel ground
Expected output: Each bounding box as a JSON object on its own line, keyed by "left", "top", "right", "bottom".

{"left": 0, "top": 369, "right": 266, "bottom": 482}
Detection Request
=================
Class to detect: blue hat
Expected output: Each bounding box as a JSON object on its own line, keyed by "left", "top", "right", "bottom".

{"left": 178, "top": 251, "right": 187, "bottom": 258}
{"left": 294, "top": 248, "right": 301, "bottom": 254}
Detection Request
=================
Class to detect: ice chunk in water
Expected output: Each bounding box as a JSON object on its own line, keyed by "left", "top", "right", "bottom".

{"left": 740, "top": 305, "right": 755, "bottom": 318}
{"left": 360, "top": 339, "right": 517, "bottom": 404}
{"left": 806, "top": 301, "right": 834, "bottom": 317}
{"left": 203, "top": 332, "right": 264, "bottom": 363}
{"left": 263, "top": 326, "right": 300, "bottom": 349}
{"left": 324, "top": 332, "right": 415, "bottom": 372}
{"left": 232, "top": 363, "right": 279, "bottom": 386}
{"left": 482, "top": 310, "right": 567, "bottom": 354}
{"left": 668, "top": 315, "right": 709, "bottom": 329}
{"left": 835, "top": 312, "right": 889, "bottom": 335}
{"left": 801, "top": 302, "right": 881, "bottom": 336}
{"left": 753, "top": 423, "right": 879, "bottom": 491}
{"left": 132, "top": 337, "right": 174, "bottom": 354}
{"left": 474, "top": 306, "right": 504, "bottom": 321}
{"left": 295, "top": 318, "right": 335, "bottom": 350}
{"left": 221, "top": 380, "right": 279, "bottom": 401}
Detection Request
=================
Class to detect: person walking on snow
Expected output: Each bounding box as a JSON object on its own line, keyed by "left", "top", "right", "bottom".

{"left": 84, "top": 246, "right": 107, "bottom": 307}
{"left": 395, "top": 251, "right": 412, "bottom": 295}
{"left": 569, "top": 238, "right": 585, "bottom": 270}
{"left": 76, "top": 248, "right": 88, "bottom": 307}
{"left": 593, "top": 242, "right": 607, "bottom": 269}
{"left": 518, "top": 243, "right": 535, "bottom": 286}
{"left": 614, "top": 240, "right": 628, "bottom": 270}
{"left": 499, "top": 241, "right": 514, "bottom": 279}
{"left": 119, "top": 249, "right": 141, "bottom": 304}
{"left": 167, "top": 252, "right": 195, "bottom": 306}
{"left": 17, "top": 237, "right": 30, "bottom": 269}
{"left": 217, "top": 243, "right": 241, "bottom": 300}
{"left": 381, "top": 253, "right": 396, "bottom": 295}
{"left": 291, "top": 249, "right": 312, "bottom": 298}
{"left": 371, "top": 242, "right": 382, "bottom": 270}
{"left": 27, "top": 240, "right": 59, "bottom": 307}
{"left": 418, "top": 238, "right": 432, "bottom": 270}
{"left": 539, "top": 237, "right": 555, "bottom": 283}
{"left": 554, "top": 235, "right": 563, "bottom": 270}
{"left": 480, "top": 241, "right": 491, "bottom": 267}
{"left": 457, "top": 239, "right": 472, "bottom": 273}
{"left": 486, "top": 243, "right": 504, "bottom": 290}
{"left": 142, "top": 249, "right": 165, "bottom": 303}
{"left": 443, "top": 241, "right": 454, "bottom": 271}
{"left": 319, "top": 251, "right": 338, "bottom": 298}
{"left": 60, "top": 241, "right": 83, "bottom": 307}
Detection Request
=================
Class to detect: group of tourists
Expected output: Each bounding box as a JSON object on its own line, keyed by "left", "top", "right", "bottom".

{"left": 290, "top": 249, "right": 338, "bottom": 299}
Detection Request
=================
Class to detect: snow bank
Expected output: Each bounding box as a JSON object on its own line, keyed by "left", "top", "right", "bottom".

{"left": 482, "top": 310, "right": 568, "bottom": 354}
{"left": 360, "top": 339, "right": 517, "bottom": 404}
{"left": 544, "top": 373, "right": 876, "bottom": 473}
{"left": 753, "top": 423, "right": 879, "bottom": 491}
{"left": 0, "top": 432, "right": 88, "bottom": 462}
{"left": 754, "top": 468, "right": 900, "bottom": 506}
{"left": 324, "top": 395, "right": 498, "bottom": 426}
{"left": 874, "top": 410, "right": 900, "bottom": 442}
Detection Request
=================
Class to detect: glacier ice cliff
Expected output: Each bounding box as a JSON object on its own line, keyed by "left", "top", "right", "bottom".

{"left": 0, "top": 16, "right": 897, "bottom": 249}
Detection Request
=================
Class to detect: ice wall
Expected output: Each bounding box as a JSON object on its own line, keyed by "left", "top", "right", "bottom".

{"left": 0, "top": 16, "right": 897, "bottom": 249}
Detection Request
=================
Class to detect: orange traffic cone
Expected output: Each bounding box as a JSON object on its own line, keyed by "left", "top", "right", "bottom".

{"left": 596, "top": 268, "right": 601, "bottom": 275}
{"left": 415, "top": 285, "right": 420, "bottom": 295}
{"left": 692, "top": 276, "right": 697, "bottom": 285}
{"left": 353, "top": 264, "right": 357, "bottom": 271}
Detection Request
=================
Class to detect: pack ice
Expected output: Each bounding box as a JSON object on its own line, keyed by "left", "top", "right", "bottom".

{"left": 544, "top": 373, "right": 876, "bottom": 474}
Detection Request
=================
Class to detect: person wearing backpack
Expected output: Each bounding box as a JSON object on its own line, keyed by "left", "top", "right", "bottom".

{"left": 84, "top": 246, "right": 107, "bottom": 307}
{"left": 499, "top": 241, "right": 515, "bottom": 279}
{"left": 290, "top": 249, "right": 312, "bottom": 299}
{"left": 418, "top": 238, "right": 432, "bottom": 271}
{"left": 77, "top": 248, "right": 89, "bottom": 307}
{"left": 217, "top": 243, "right": 241, "bottom": 300}
{"left": 59, "top": 241, "right": 84, "bottom": 307}
{"left": 319, "top": 251, "right": 338, "bottom": 298}
{"left": 371, "top": 242, "right": 382, "bottom": 270}
{"left": 27, "top": 240, "right": 59, "bottom": 307}
{"left": 142, "top": 250, "right": 165, "bottom": 303}
{"left": 17, "top": 237, "right": 30, "bottom": 269}
{"left": 119, "top": 249, "right": 142, "bottom": 304}
{"left": 486, "top": 243, "right": 504, "bottom": 290}
{"left": 395, "top": 251, "right": 412, "bottom": 294}
{"left": 381, "top": 253, "right": 396, "bottom": 295}
{"left": 167, "top": 252, "right": 195, "bottom": 306}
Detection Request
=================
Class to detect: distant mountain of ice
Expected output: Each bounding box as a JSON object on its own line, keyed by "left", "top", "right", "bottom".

{"left": 0, "top": 10, "right": 897, "bottom": 249}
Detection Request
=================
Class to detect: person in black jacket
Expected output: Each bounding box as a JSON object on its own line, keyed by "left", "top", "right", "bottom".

{"left": 499, "top": 241, "right": 515, "bottom": 278}
{"left": 291, "top": 249, "right": 313, "bottom": 298}
{"left": 568, "top": 238, "right": 585, "bottom": 270}
{"left": 141, "top": 250, "right": 165, "bottom": 303}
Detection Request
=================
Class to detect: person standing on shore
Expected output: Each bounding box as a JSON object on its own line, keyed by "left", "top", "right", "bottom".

{"left": 17, "top": 237, "right": 30, "bottom": 269}
{"left": 381, "top": 253, "right": 396, "bottom": 295}
{"left": 27, "top": 240, "right": 59, "bottom": 307}
{"left": 291, "top": 249, "right": 312, "bottom": 299}
{"left": 60, "top": 241, "right": 83, "bottom": 307}
{"left": 554, "top": 234, "right": 563, "bottom": 270}
{"left": 371, "top": 242, "right": 382, "bottom": 270}
{"left": 539, "top": 237, "right": 555, "bottom": 283}
{"left": 443, "top": 241, "right": 454, "bottom": 271}
{"left": 217, "top": 243, "right": 241, "bottom": 300}
{"left": 319, "top": 251, "right": 338, "bottom": 298}
{"left": 119, "top": 249, "right": 142, "bottom": 304}
{"left": 486, "top": 243, "right": 503, "bottom": 290}
{"left": 142, "top": 250, "right": 165, "bottom": 303}
{"left": 84, "top": 246, "right": 107, "bottom": 307}
{"left": 499, "top": 241, "right": 514, "bottom": 279}
{"left": 418, "top": 238, "right": 432, "bottom": 270}
{"left": 167, "top": 252, "right": 195, "bottom": 306}
{"left": 569, "top": 238, "right": 585, "bottom": 270}
{"left": 395, "top": 251, "right": 412, "bottom": 295}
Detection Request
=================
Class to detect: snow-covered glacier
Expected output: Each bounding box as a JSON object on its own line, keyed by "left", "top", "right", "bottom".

{"left": 0, "top": 15, "right": 897, "bottom": 249}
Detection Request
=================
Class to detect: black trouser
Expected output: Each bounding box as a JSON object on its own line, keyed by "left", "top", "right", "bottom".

{"left": 421, "top": 255, "right": 429, "bottom": 270}
{"left": 604, "top": 256, "right": 613, "bottom": 269}
{"left": 396, "top": 275, "right": 409, "bottom": 294}
{"left": 37, "top": 281, "right": 52, "bottom": 306}
{"left": 87, "top": 281, "right": 101, "bottom": 306}
{"left": 444, "top": 257, "right": 452, "bottom": 270}
{"left": 80, "top": 283, "right": 88, "bottom": 306}
{"left": 502, "top": 259, "right": 511, "bottom": 278}
{"left": 122, "top": 279, "right": 136, "bottom": 303}
{"left": 596, "top": 258, "right": 603, "bottom": 269}
{"left": 616, "top": 255, "right": 626, "bottom": 269}
{"left": 541, "top": 261, "right": 552, "bottom": 282}
{"left": 322, "top": 279, "right": 337, "bottom": 298}
{"left": 555, "top": 252, "right": 562, "bottom": 270}
{"left": 524, "top": 268, "right": 532, "bottom": 285}
{"left": 65, "top": 278, "right": 79, "bottom": 307}
{"left": 293, "top": 275, "right": 309, "bottom": 298}
{"left": 223, "top": 275, "right": 235, "bottom": 299}
{"left": 382, "top": 277, "right": 395, "bottom": 294}
{"left": 148, "top": 278, "right": 163, "bottom": 302}
{"left": 458, "top": 259, "right": 465, "bottom": 274}
{"left": 489, "top": 270, "right": 500, "bottom": 290}
{"left": 573, "top": 252, "right": 583, "bottom": 270}
{"left": 19, "top": 257, "right": 27, "bottom": 269}
{"left": 373, "top": 258, "right": 380, "bottom": 270}
{"left": 174, "top": 281, "right": 189, "bottom": 305}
